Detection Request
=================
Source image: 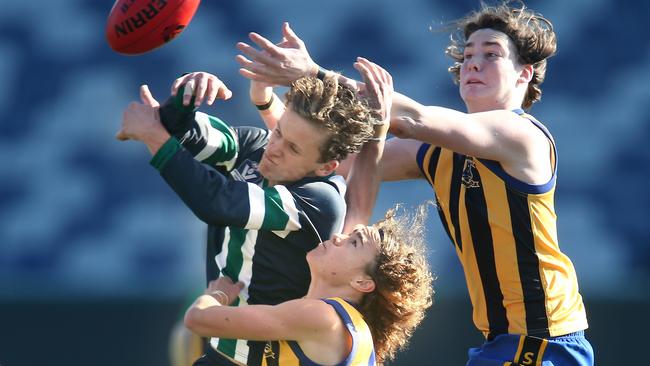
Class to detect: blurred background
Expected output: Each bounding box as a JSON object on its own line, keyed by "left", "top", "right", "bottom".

{"left": 0, "top": 0, "right": 648, "bottom": 365}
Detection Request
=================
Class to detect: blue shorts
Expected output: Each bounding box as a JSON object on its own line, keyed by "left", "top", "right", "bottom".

{"left": 467, "top": 331, "right": 594, "bottom": 366}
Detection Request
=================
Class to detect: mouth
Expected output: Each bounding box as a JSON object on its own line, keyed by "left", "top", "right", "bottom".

{"left": 465, "top": 79, "right": 484, "bottom": 85}
{"left": 262, "top": 154, "right": 278, "bottom": 166}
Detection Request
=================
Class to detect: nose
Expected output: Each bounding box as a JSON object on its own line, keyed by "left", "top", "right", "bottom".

{"left": 466, "top": 57, "right": 480, "bottom": 72}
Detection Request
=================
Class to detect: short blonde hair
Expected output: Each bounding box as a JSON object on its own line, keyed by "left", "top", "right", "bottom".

{"left": 284, "top": 76, "right": 375, "bottom": 162}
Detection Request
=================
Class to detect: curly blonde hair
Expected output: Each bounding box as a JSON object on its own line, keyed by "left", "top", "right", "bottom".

{"left": 446, "top": 1, "right": 557, "bottom": 110}
{"left": 360, "top": 204, "right": 434, "bottom": 362}
{"left": 284, "top": 76, "right": 375, "bottom": 162}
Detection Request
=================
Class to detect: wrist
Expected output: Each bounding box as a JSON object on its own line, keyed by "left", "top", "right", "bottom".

{"left": 208, "top": 290, "right": 230, "bottom": 305}
{"left": 254, "top": 94, "right": 275, "bottom": 111}
{"left": 316, "top": 66, "right": 329, "bottom": 81}
{"left": 309, "top": 62, "right": 320, "bottom": 78}
{"left": 250, "top": 85, "right": 273, "bottom": 106}
{"left": 143, "top": 127, "right": 172, "bottom": 156}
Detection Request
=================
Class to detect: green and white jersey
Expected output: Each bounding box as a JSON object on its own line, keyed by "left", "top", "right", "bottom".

{"left": 152, "top": 96, "right": 347, "bottom": 364}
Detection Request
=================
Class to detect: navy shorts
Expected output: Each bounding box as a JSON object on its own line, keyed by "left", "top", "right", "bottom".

{"left": 467, "top": 331, "right": 594, "bottom": 366}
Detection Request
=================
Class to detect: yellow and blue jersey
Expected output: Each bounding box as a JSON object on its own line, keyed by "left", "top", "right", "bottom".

{"left": 260, "top": 298, "right": 376, "bottom": 366}
{"left": 416, "top": 109, "right": 588, "bottom": 339}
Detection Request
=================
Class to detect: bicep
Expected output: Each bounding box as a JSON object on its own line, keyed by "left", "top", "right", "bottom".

{"left": 380, "top": 138, "right": 424, "bottom": 181}
{"left": 413, "top": 108, "right": 534, "bottom": 163}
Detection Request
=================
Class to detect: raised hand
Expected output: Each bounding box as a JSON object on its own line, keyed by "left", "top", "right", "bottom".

{"left": 116, "top": 85, "right": 162, "bottom": 141}
{"left": 236, "top": 22, "right": 318, "bottom": 86}
{"left": 171, "top": 72, "right": 232, "bottom": 107}
{"left": 353, "top": 57, "right": 394, "bottom": 138}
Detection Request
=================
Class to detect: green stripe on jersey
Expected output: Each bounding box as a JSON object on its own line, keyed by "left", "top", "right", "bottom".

{"left": 201, "top": 115, "right": 238, "bottom": 166}
{"left": 261, "top": 188, "right": 290, "bottom": 230}
{"left": 149, "top": 137, "right": 181, "bottom": 171}
{"left": 221, "top": 228, "right": 247, "bottom": 280}
{"left": 215, "top": 297, "right": 241, "bottom": 357}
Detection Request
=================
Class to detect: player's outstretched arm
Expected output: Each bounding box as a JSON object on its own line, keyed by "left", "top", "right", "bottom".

{"left": 343, "top": 58, "right": 392, "bottom": 232}
{"left": 250, "top": 80, "right": 285, "bottom": 130}
{"left": 185, "top": 281, "right": 337, "bottom": 343}
{"left": 236, "top": 22, "right": 319, "bottom": 86}
{"left": 116, "top": 85, "right": 171, "bottom": 155}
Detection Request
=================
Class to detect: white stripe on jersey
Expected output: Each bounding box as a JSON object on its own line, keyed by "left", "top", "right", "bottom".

{"left": 214, "top": 227, "right": 231, "bottom": 273}
{"left": 193, "top": 112, "right": 223, "bottom": 161}
{"left": 234, "top": 338, "right": 249, "bottom": 363}
{"left": 209, "top": 338, "right": 249, "bottom": 364}
{"left": 245, "top": 183, "right": 266, "bottom": 229}
{"left": 271, "top": 185, "right": 301, "bottom": 238}
{"left": 275, "top": 185, "right": 301, "bottom": 231}
{"left": 238, "top": 230, "right": 257, "bottom": 302}
{"left": 193, "top": 112, "right": 238, "bottom": 171}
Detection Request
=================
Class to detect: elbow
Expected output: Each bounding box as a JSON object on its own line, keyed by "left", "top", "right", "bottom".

{"left": 184, "top": 307, "right": 211, "bottom": 337}
{"left": 192, "top": 208, "right": 218, "bottom": 226}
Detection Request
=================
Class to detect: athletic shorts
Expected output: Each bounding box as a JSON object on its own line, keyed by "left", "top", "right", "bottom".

{"left": 467, "top": 330, "right": 594, "bottom": 366}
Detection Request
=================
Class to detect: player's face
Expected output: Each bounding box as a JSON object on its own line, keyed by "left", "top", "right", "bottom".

{"left": 307, "top": 225, "right": 381, "bottom": 284}
{"left": 459, "top": 28, "right": 525, "bottom": 112}
{"left": 258, "top": 109, "right": 333, "bottom": 185}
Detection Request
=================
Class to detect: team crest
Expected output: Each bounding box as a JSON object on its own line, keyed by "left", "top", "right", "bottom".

{"left": 230, "top": 159, "right": 263, "bottom": 185}
{"left": 263, "top": 342, "right": 276, "bottom": 360}
{"left": 461, "top": 158, "right": 481, "bottom": 188}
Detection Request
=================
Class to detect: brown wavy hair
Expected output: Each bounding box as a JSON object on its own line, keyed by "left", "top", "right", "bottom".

{"left": 360, "top": 204, "right": 434, "bottom": 362}
{"left": 284, "top": 76, "right": 375, "bottom": 162}
{"left": 446, "top": 1, "right": 557, "bottom": 110}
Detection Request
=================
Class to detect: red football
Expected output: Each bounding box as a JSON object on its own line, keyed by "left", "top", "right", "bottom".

{"left": 106, "top": 0, "right": 201, "bottom": 55}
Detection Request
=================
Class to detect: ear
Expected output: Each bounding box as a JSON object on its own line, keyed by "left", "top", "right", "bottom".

{"left": 518, "top": 64, "right": 534, "bottom": 84}
{"left": 350, "top": 276, "right": 375, "bottom": 294}
{"left": 314, "top": 160, "right": 339, "bottom": 177}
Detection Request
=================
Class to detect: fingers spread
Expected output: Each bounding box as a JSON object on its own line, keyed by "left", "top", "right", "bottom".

{"left": 238, "top": 68, "right": 271, "bottom": 83}
{"left": 248, "top": 32, "right": 284, "bottom": 57}
{"left": 282, "top": 22, "right": 302, "bottom": 46}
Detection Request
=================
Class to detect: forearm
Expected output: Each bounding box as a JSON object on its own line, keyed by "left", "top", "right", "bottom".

{"left": 344, "top": 112, "right": 390, "bottom": 231}
{"left": 343, "top": 140, "right": 385, "bottom": 232}
{"left": 251, "top": 86, "right": 285, "bottom": 130}
{"left": 152, "top": 140, "right": 248, "bottom": 227}
{"left": 391, "top": 92, "right": 427, "bottom": 122}
{"left": 391, "top": 92, "right": 474, "bottom": 147}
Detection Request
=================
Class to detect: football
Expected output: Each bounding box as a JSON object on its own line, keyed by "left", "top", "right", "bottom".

{"left": 106, "top": 0, "right": 201, "bottom": 55}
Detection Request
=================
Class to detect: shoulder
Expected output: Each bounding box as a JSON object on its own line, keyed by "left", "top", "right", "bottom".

{"left": 276, "top": 298, "right": 341, "bottom": 331}
{"left": 236, "top": 126, "right": 270, "bottom": 148}
{"left": 289, "top": 175, "right": 346, "bottom": 203}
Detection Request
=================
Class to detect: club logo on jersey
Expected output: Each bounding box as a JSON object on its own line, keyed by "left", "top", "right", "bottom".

{"left": 230, "top": 159, "right": 263, "bottom": 185}
{"left": 263, "top": 342, "right": 276, "bottom": 360}
{"left": 462, "top": 158, "right": 481, "bottom": 188}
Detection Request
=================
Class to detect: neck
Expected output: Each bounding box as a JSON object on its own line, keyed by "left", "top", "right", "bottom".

{"left": 305, "top": 278, "right": 363, "bottom": 304}
{"left": 466, "top": 99, "right": 522, "bottom": 113}
{"left": 464, "top": 88, "right": 526, "bottom": 113}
